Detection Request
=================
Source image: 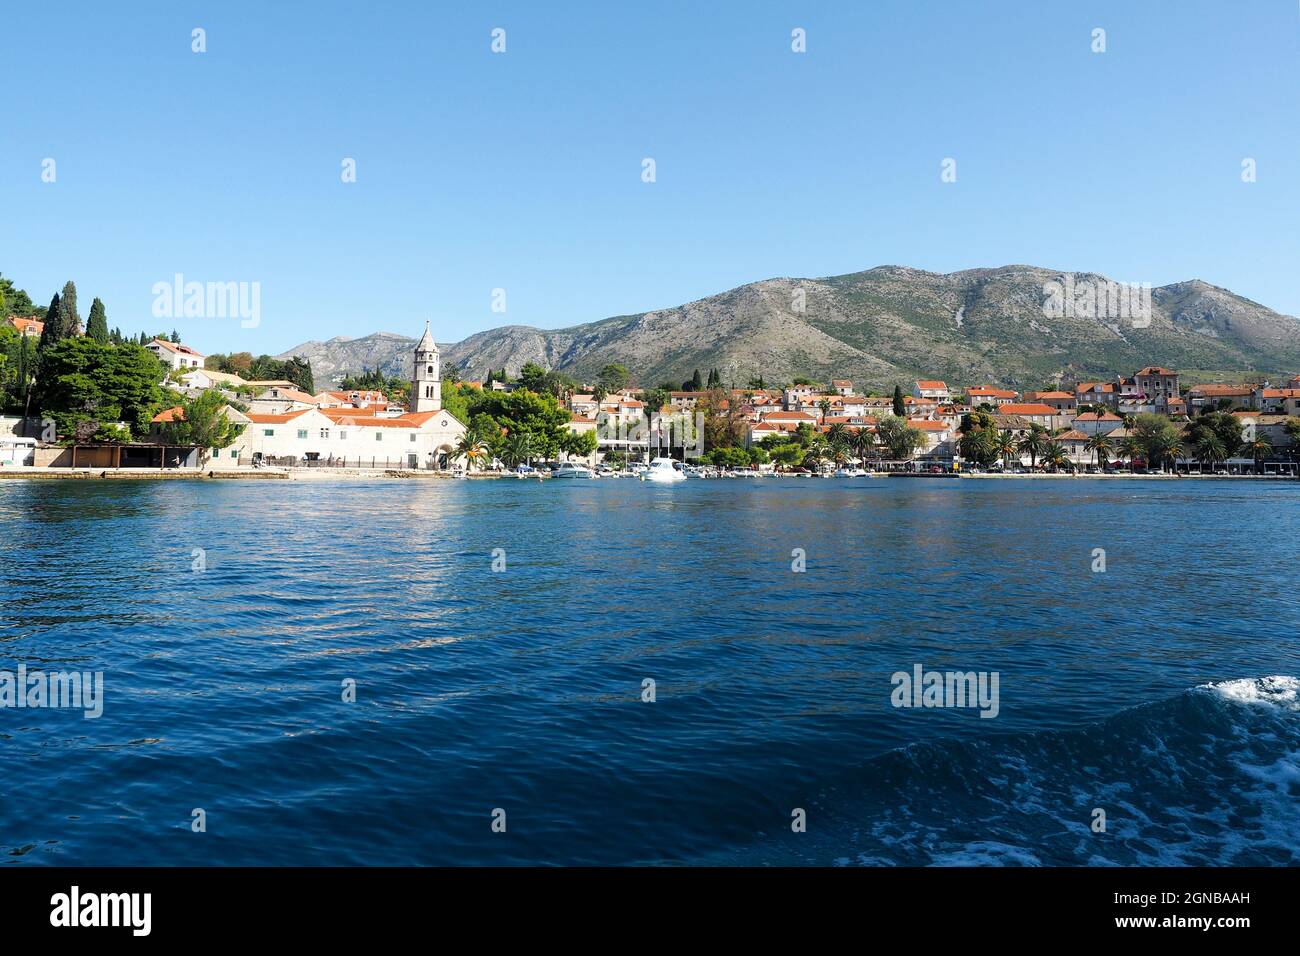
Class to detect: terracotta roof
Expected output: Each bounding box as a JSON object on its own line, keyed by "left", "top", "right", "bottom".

{"left": 1073, "top": 411, "right": 1122, "bottom": 421}
{"left": 910, "top": 420, "right": 949, "bottom": 431}
{"left": 915, "top": 380, "right": 948, "bottom": 390}
{"left": 1026, "top": 391, "right": 1075, "bottom": 401}
{"left": 319, "top": 410, "right": 441, "bottom": 428}
{"left": 1188, "top": 384, "right": 1253, "bottom": 396}
{"left": 151, "top": 406, "right": 185, "bottom": 423}
{"left": 1135, "top": 367, "right": 1177, "bottom": 376}
{"left": 8, "top": 316, "right": 44, "bottom": 335}
{"left": 245, "top": 410, "right": 316, "bottom": 425}
{"left": 968, "top": 386, "right": 1018, "bottom": 399}
{"left": 256, "top": 386, "right": 318, "bottom": 404}
{"left": 762, "top": 410, "right": 818, "bottom": 421}
{"left": 148, "top": 339, "right": 205, "bottom": 357}
{"left": 1054, "top": 429, "right": 1091, "bottom": 442}
{"left": 996, "top": 403, "right": 1057, "bottom": 416}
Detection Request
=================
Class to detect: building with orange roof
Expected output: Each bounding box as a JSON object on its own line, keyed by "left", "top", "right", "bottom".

{"left": 146, "top": 338, "right": 206, "bottom": 371}
{"left": 912, "top": 379, "right": 950, "bottom": 401}
{"left": 6, "top": 316, "right": 44, "bottom": 338}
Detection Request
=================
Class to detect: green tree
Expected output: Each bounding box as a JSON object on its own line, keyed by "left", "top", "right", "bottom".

{"left": 1085, "top": 432, "right": 1112, "bottom": 469}
{"left": 86, "top": 297, "right": 109, "bottom": 344}
{"left": 0, "top": 274, "right": 37, "bottom": 316}
{"left": 892, "top": 384, "right": 905, "bottom": 417}
{"left": 32, "top": 338, "right": 166, "bottom": 440}
{"left": 597, "top": 362, "right": 629, "bottom": 393}
{"left": 1245, "top": 433, "right": 1273, "bottom": 473}
{"left": 36, "top": 293, "right": 62, "bottom": 352}
{"left": 1017, "top": 425, "right": 1049, "bottom": 469}
{"left": 58, "top": 281, "right": 82, "bottom": 337}
{"left": 877, "top": 414, "right": 926, "bottom": 460}
{"left": 161, "top": 389, "right": 245, "bottom": 460}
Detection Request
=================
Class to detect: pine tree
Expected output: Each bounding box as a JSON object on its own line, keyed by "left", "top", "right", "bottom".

{"left": 691, "top": 368, "right": 702, "bottom": 390}
{"left": 58, "top": 281, "right": 81, "bottom": 337}
{"left": 86, "top": 298, "right": 109, "bottom": 343}
{"left": 892, "top": 384, "right": 905, "bottom": 417}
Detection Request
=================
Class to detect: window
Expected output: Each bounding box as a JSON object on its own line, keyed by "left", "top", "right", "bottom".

{"left": 320, "top": 428, "right": 330, "bottom": 439}
{"left": 375, "top": 432, "right": 383, "bottom": 441}
{"left": 297, "top": 429, "right": 308, "bottom": 439}
{"left": 427, "top": 365, "right": 434, "bottom": 374}
{"left": 339, "top": 431, "right": 347, "bottom": 440}
{"left": 409, "top": 433, "right": 416, "bottom": 442}
{"left": 263, "top": 429, "right": 275, "bottom": 436}
{"left": 230, "top": 449, "right": 238, "bottom": 458}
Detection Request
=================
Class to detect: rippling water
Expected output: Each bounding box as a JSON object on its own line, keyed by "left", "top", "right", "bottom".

{"left": 1, "top": 477, "right": 1297, "bottom": 865}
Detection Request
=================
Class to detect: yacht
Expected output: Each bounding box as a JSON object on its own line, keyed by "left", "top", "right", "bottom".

{"left": 640, "top": 457, "right": 687, "bottom": 483}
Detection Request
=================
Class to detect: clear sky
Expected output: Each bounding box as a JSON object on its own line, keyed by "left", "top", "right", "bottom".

{"left": 4, "top": 0, "right": 1299, "bottom": 357}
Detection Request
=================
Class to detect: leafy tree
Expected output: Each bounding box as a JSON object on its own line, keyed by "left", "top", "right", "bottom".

{"left": 876, "top": 414, "right": 926, "bottom": 459}
{"left": 770, "top": 442, "right": 805, "bottom": 470}
{"left": 32, "top": 338, "right": 166, "bottom": 440}
{"left": 0, "top": 274, "right": 37, "bottom": 316}
{"left": 597, "top": 362, "right": 629, "bottom": 393}
{"left": 160, "top": 389, "right": 245, "bottom": 459}
{"left": 86, "top": 297, "right": 109, "bottom": 344}
{"left": 559, "top": 428, "right": 598, "bottom": 461}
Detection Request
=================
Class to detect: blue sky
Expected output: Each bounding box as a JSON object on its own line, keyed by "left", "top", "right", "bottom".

{"left": 4, "top": 1, "right": 1299, "bottom": 356}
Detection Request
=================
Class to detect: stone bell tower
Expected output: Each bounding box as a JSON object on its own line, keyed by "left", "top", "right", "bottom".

{"left": 410, "top": 321, "right": 442, "bottom": 412}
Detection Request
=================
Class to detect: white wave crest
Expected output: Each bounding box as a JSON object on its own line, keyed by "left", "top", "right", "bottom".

{"left": 1202, "top": 675, "right": 1299, "bottom": 710}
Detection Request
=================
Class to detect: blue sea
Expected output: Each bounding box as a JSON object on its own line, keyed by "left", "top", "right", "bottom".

{"left": 1, "top": 477, "right": 1297, "bottom": 866}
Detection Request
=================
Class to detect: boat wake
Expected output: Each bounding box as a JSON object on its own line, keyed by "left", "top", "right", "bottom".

{"left": 760, "top": 676, "right": 1300, "bottom": 866}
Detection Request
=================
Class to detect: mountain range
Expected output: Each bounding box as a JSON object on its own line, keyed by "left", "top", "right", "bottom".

{"left": 278, "top": 265, "right": 1300, "bottom": 391}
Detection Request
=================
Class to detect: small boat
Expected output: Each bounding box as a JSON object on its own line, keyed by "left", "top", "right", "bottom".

{"left": 552, "top": 462, "right": 597, "bottom": 479}
{"left": 640, "top": 457, "right": 687, "bottom": 483}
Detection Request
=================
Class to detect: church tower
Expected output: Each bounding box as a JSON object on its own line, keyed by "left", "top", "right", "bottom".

{"left": 410, "top": 321, "right": 442, "bottom": 412}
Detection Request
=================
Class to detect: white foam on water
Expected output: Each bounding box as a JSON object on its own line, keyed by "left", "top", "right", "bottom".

{"left": 1203, "top": 675, "right": 1299, "bottom": 710}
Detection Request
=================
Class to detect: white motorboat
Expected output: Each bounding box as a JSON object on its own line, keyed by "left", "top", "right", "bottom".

{"left": 639, "top": 457, "right": 687, "bottom": 483}
{"left": 552, "top": 461, "right": 597, "bottom": 479}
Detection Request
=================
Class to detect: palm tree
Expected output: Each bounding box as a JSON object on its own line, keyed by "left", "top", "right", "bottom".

{"left": 1085, "top": 432, "right": 1112, "bottom": 470}
{"left": 1151, "top": 432, "right": 1184, "bottom": 473}
{"left": 503, "top": 432, "right": 534, "bottom": 468}
{"left": 826, "top": 422, "right": 850, "bottom": 450}
{"left": 1246, "top": 434, "right": 1273, "bottom": 474}
{"left": 1041, "top": 440, "right": 1069, "bottom": 472}
{"left": 818, "top": 398, "right": 832, "bottom": 423}
{"left": 1118, "top": 435, "right": 1142, "bottom": 471}
{"left": 455, "top": 432, "right": 490, "bottom": 471}
{"left": 851, "top": 427, "right": 873, "bottom": 469}
{"left": 1193, "top": 434, "right": 1226, "bottom": 474}
{"left": 993, "top": 431, "right": 1019, "bottom": 470}
{"left": 1017, "top": 426, "right": 1048, "bottom": 470}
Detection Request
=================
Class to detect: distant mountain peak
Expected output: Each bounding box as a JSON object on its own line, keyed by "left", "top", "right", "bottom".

{"left": 277, "top": 265, "right": 1300, "bottom": 388}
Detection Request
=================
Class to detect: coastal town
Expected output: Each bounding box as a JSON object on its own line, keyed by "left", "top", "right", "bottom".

{"left": 2, "top": 294, "right": 1299, "bottom": 479}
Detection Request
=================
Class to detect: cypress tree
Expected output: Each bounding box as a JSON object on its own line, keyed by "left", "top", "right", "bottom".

{"left": 691, "top": 368, "right": 702, "bottom": 390}
{"left": 58, "top": 281, "right": 81, "bottom": 337}
{"left": 87, "top": 298, "right": 109, "bottom": 343}
{"left": 892, "top": 384, "right": 905, "bottom": 417}
{"left": 37, "top": 293, "right": 62, "bottom": 351}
